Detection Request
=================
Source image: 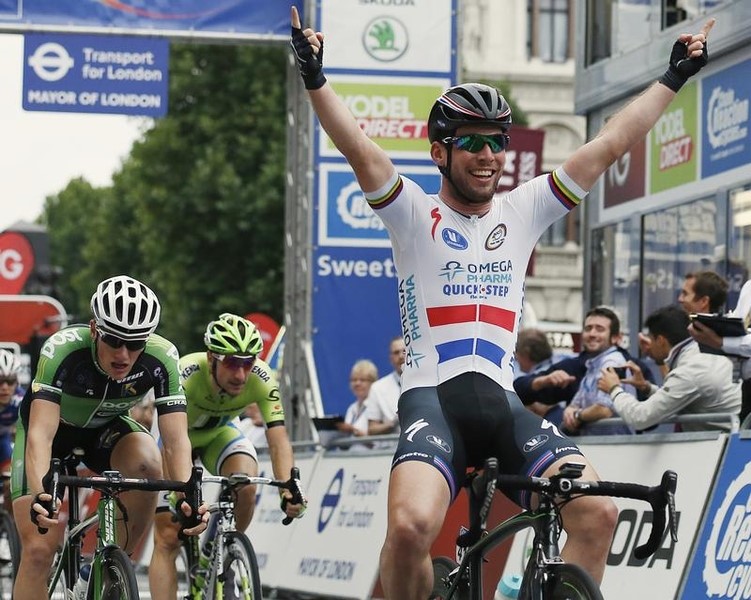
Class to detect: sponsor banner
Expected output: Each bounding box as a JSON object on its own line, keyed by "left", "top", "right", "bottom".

{"left": 317, "top": 162, "right": 440, "bottom": 247}
{"left": 320, "top": 0, "right": 455, "bottom": 75}
{"left": 604, "top": 139, "right": 646, "bottom": 208}
{"left": 649, "top": 82, "right": 699, "bottom": 194}
{"left": 276, "top": 451, "right": 391, "bottom": 599}
{"left": 496, "top": 127, "right": 545, "bottom": 195}
{"left": 701, "top": 59, "right": 751, "bottom": 178}
{"left": 0, "top": 231, "right": 35, "bottom": 293}
{"left": 312, "top": 245, "right": 401, "bottom": 416}
{"left": 246, "top": 450, "right": 322, "bottom": 588}
{"left": 500, "top": 436, "right": 726, "bottom": 599}
{"left": 1, "top": 0, "right": 295, "bottom": 40}
{"left": 244, "top": 312, "right": 281, "bottom": 362}
{"left": 321, "top": 75, "right": 451, "bottom": 160}
{"left": 0, "top": 295, "right": 68, "bottom": 345}
{"left": 680, "top": 434, "right": 751, "bottom": 599}
{"left": 23, "top": 33, "right": 168, "bottom": 116}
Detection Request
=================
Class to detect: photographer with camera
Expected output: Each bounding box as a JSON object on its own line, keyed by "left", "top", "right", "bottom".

{"left": 599, "top": 305, "right": 740, "bottom": 432}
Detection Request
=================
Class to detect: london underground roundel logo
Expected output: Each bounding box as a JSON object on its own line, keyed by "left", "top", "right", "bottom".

{"left": 362, "top": 17, "right": 409, "bottom": 62}
{"left": 318, "top": 468, "right": 344, "bottom": 533}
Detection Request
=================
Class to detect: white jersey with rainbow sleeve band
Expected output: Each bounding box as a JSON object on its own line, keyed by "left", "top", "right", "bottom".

{"left": 364, "top": 168, "right": 586, "bottom": 393}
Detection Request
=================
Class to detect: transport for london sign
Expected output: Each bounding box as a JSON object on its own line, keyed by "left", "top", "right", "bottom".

{"left": 0, "top": 0, "right": 295, "bottom": 41}
{"left": 23, "top": 33, "right": 169, "bottom": 116}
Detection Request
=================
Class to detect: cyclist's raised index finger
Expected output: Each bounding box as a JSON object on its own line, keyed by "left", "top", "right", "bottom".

{"left": 291, "top": 6, "right": 301, "bottom": 29}
{"left": 700, "top": 17, "right": 715, "bottom": 39}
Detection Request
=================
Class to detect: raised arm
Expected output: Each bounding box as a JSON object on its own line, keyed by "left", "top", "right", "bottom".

{"left": 291, "top": 6, "right": 395, "bottom": 193}
{"left": 563, "top": 19, "right": 714, "bottom": 192}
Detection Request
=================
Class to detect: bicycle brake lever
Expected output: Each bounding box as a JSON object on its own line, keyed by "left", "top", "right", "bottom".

{"left": 281, "top": 467, "right": 306, "bottom": 526}
{"left": 666, "top": 475, "right": 678, "bottom": 543}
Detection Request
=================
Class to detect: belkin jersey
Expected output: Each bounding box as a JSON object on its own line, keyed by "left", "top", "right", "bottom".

{"left": 365, "top": 169, "right": 585, "bottom": 393}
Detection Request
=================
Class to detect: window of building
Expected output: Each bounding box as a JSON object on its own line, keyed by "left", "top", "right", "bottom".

{"left": 726, "top": 183, "right": 751, "bottom": 308}
{"left": 529, "top": 0, "right": 572, "bottom": 63}
{"left": 641, "top": 197, "right": 724, "bottom": 319}
{"left": 584, "top": 0, "right": 612, "bottom": 65}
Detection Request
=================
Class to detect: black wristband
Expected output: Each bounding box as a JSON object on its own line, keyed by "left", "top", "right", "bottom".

{"left": 658, "top": 68, "right": 686, "bottom": 93}
{"left": 608, "top": 383, "right": 622, "bottom": 395}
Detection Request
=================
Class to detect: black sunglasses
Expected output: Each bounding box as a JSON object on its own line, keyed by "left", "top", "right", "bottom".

{"left": 97, "top": 329, "right": 148, "bottom": 351}
{"left": 442, "top": 133, "right": 510, "bottom": 153}
{"left": 0, "top": 376, "right": 17, "bottom": 386}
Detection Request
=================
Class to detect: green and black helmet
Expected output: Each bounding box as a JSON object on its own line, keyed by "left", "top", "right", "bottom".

{"left": 204, "top": 313, "right": 263, "bottom": 357}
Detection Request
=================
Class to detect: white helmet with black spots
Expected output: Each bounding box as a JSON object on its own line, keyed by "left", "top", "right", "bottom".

{"left": 90, "top": 275, "right": 161, "bottom": 341}
{"left": 0, "top": 349, "right": 20, "bottom": 378}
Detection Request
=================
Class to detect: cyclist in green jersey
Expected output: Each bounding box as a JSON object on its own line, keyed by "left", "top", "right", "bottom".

{"left": 149, "top": 313, "right": 306, "bottom": 600}
{"left": 11, "top": 275, "right": 207, "bottom": 600}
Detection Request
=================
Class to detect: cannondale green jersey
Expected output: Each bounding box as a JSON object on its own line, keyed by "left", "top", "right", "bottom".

{"left": 179, "top": 352, "right": 285, "bottom": 433}
{"left": 21, "top": 325, "right": 186, "bottom": 429}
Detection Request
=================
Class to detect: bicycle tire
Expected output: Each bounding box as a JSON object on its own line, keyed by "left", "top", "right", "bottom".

{"left": 430, "top": 556, "right": 469, "bottom": 600}
{"left": 94, "top": 546, "right": 140, "bottom": 600}
{"left": 519, "top": 563, "right": 603, "bottom": 600}
{"left": 218, "top": 532, "right": 262, "bottom": 600}
{"left": 0, "top": 512, "right": 19, "bottom": 599}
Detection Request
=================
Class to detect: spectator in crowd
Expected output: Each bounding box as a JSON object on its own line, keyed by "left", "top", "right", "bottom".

{"left": 561, "top": 307, "right": 635, "bottom": 436}
{"left": 643, "top": 270, "right": 730, "bottom": 370}
{"left": 0, "top": 349, "right": 23, "bottom": 515}
{"left": 514, "top": 315, "right": 655, "bottom": 416}
{"left": 513, "top": 329, "right": 563, "bottom": 423}
{"left": 678, "top": 270, "right": 728, "bottom": 314}
{"left": 337, "top": 360, "right": 378, "bottom": 444}
{"left": 690, "top": 278, "right": 751, "bottom": 424}
{"left": 600, "top": 305, "right": 741, "bottom": 431}
{"left": 367, "top": 337, "right": 406, "bottom": 437}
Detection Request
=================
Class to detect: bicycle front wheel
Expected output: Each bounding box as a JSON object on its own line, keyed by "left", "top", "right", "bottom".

{"left": 519, "top": 563, "right": 603, "bottom": 600}
{"left": 94, "top": 546, "right": 140, "bottom": 600}
{"left": 0, "top": 512, "right": 19, "bottom": 599}
{"left": 218, "top": 532, "right": 262, "bottom": 600}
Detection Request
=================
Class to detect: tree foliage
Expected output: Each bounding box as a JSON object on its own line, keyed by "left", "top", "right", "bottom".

{"left": 42, "top": 42, "right": 288, "bottom": 351}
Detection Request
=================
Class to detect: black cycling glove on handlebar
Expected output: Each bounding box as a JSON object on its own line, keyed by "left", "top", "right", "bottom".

{"left": 659, "top": 39, "right": 709, "bottom": 92}
{"left": 30, "top": 470, "right": 56, "bottom": 534}
{"left": 173, "top": 498, "right": 202, "bottom": 530}
{"left": 290, "top": 25, "right": 327, "bottom": 90}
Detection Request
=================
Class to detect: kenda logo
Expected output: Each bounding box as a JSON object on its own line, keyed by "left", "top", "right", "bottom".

{"left": 317, "top": 254, "right": 397, "bottom": 278}
{"left": 703, "top": 461, "right": 751, "bottom": 598}
{"left": 706, "top": 86, "right": 749, "bottom": 150}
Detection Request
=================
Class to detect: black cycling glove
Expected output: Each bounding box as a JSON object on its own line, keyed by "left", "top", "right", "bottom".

{"left": 659, "top": 38, "right": 709, "bottom": 93}
{"left": 290, "top": 25, "right": 327, "bottom": 90}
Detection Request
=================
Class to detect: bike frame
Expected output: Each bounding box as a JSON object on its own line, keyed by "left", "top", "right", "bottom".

{"left": 443, "top": 500, "right": 561, "bottom": 600}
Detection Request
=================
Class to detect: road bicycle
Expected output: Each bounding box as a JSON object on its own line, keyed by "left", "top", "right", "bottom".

{"left": 43, "top": 452, "right": 203, "bottom": 600}
{"left": 178, "top": 467, "right": 305, "bottom": 600}
{"left": 0, "top": 474, "right": 20, "bottom": 600}
{"left": 430, "top": 458, "right": 677, "bottom": 600}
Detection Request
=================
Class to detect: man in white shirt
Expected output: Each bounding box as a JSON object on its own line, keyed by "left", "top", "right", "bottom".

{"left": 601, "top": 305, "right": 741, "bottom": 431}
{"left": 367, "top": 336, "right": 406, "bottom": 437}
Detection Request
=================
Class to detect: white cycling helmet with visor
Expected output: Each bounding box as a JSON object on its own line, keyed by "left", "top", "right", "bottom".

{"left": 0, "top": 349, "right": 20, "bottom": 378}
{"left": 90, "top": 275, "right": 161, "bottom": 341}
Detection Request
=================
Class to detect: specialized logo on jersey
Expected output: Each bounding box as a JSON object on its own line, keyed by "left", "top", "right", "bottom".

{"left": 523, "top": 434, "right": 548, "bottom": 452}
{"left": 442, "top": 228, "right": 468, "bottom": 250}
{"left": 439, "top": 261, "right": 465, "bottom": 282}
{"left": 485, "top": 223, "right": 508, "bottom": 250}
{"left": 430, "top": 207, "right": 442, "bottom": 240}
{"left": 426, "top": 434, "right": 451, "bottom": 453}
{"left": 404, "top": 418, "right": 429, "bottom": 442}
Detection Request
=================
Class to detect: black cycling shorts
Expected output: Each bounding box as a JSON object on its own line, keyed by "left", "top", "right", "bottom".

{"left": 392, "top": 372, "right": 583, "bottom": 508}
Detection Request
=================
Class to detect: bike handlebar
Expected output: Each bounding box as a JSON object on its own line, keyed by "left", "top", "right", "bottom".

{"left": 199, "top": 466, "right": 306, "bottom": 526}
{"left": 39, "top": 458, "right": 204, "bottom": 534}
{"left": 468, "top": 461, "right": 678, "bottom": 560}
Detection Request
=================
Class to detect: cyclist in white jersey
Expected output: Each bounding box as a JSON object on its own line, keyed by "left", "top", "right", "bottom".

{"left": 291, "top": 7, "right": 714, "bottom": 598}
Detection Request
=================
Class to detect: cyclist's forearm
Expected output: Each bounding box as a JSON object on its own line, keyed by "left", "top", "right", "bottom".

{"left": 265, "top": 425, "right": 294, "bottom": 481}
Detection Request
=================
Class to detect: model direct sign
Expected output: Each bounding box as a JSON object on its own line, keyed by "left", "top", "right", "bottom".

{"left": 23, "top": 33, "right": 169, "bottom": 117}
